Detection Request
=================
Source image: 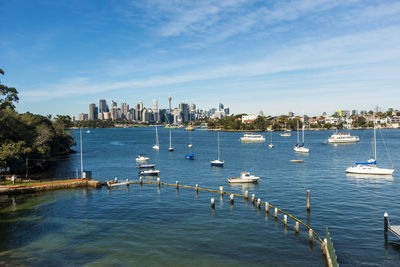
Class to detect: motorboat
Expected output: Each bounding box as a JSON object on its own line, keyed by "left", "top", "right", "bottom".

{"left": 139, "top": 169, "right": 160, "bottom": 176}
{"left": 328, "top": 132, "right": 359, "bottom": 144}
{"left": 136, "top": 154, "right": 150, "bottom": 162}
{"left": 136, "top": 164, "right": 155, "bottom": 169}
{"left": 227, "top": 172, "right": 260, "bottom": 183}
{"left": 240, "top": 133, "right": 265, "bottom": 143}
{"left": 185, "top": 153, "right": 195, "bottom": 160}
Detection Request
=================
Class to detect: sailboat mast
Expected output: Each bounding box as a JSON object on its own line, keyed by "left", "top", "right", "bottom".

{"left": 302, "top": 118, "right": 305, "bottom": 144}
{"left": 297, "top": 120, "right": 300, "bottom": 144}
{"left": 156, "top": 126, "right": 159, "bottom": 146}
{"left": 374, "top": 122, "right": 377, "bottom": 161}
{"left": 169, "top": 128, "right": 172, "bottom": 147}
{"left": 80, "top": 128, "right": 83, "bottom": 178}
{"left": 217, "top": 132, "right": 220, "bottom": 160}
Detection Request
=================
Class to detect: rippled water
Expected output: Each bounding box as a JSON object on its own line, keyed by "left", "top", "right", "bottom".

{"left": 1, "top": 127, "right": 400, "bottom": 266}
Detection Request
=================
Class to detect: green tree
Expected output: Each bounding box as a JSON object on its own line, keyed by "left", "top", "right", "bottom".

{"left": 0, "top": 69, "right": 19, "bottom": 110}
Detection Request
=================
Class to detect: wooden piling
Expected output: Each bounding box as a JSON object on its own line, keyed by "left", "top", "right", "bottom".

{"left": 384, "top": 212, "right": 389, "bottom": 236}
{"left": 284, "top": 215, "right": 287, "bottom": 225}
{"left": 295, "top": 221, "right": 299, "bottom": 233}
{"left": 265, "top": 202, "right": 269, "bottom": 213}
{"left": 230, "top": 194, "right": 234, "bottom": 204}
{"left": 157, "top": 177, "right": 160, "bottom": 186}
{"left": 195, "top": 184, "right": 198, "bottom": 192}
{"left": 126, "top": 178, "right": 129, "bottom": 186}
{"left": 257, "top": 198, "right": 261, "bottom": 209}
{"left": 251, "top": 194, "right": 255, "bottom": 203}
{"left": 211, "top": 197, "right": 215, "bottom": 208}
{"left": 176, "top": 181, "right": 179, "bottom": 189}
{"left": 220, "top": 186, "right": 224, "bottom": 195}
{"left": 307, "top": 190, "right": 310, "bottom": 211}
{"left": 139, "top": 177, "right": 142, "bottom": 184}
{"left": 274, "top": 208, "right": 278, "bottom": 218}
{"left": 309, "top": 229, "right": 313, "bottom": 241}
{"left": 245, "top": 190, "right": 248, "bottom": 199}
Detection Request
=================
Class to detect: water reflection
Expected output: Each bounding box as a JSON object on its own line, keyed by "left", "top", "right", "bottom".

{"left": 346, "top": 173, "right": 395, "bottom": 182}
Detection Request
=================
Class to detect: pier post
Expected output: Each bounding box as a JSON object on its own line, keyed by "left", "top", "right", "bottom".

{"left": 307, "top": 190, "right": 310, "bottom": 211}
{"left": 157, "top": 177, "right": 160, "bottom": 186}
{"left": 211, "top": 198, "right": 215, "bottom": 208}
{"left": 257, "top": 198, "right": 261, "bottom": 209}
{"left": 274, "top": 208, "right": 278, "bottom": 218}
{"left": 265, "top": 202, "right": 269, "bottom": 213}
{"left": 139, "top": 177, "right": 142, "bottom": 184}
{"left": 220, "top": 186, "right": 224, "bottom": 196}
{"left": 251, "top": 194, "right": 255, "bottom": 203}
{"left": 195, "top": 184, "right": 198, "bottom": 192}
{"left": 295, "top": 221, "right": 299, "bottom": 233}
{"left": 309, "top": 229, "right": 313, "bottom": 241}
{"left": 115, "top": 177, "right": 118, "bottom": 183}
{"left": 245, "top": 190, "right": 248, "bottom": 199}
{"left": 284, "top": 215, "right": 287, "bottom": 225}
{"left": 126, "top": 178, "right": 129, "bottom": 187}
{"left": 230, "top": 194, "right": 234, "bottom": 204}
{"left": 176, "top": 181, "right": 179, "bottom": 189}
{"left": 384, "top": 212, "right": 389, "bottom": 236}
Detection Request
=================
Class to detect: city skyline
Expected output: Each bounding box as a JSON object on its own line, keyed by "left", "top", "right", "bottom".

{"left": 1, "top": 1, "right": 400, "bottom": 116}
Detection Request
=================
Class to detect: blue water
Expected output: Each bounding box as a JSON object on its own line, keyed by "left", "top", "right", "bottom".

{"left": 1, "top": 127, "right": 400, "bottom": 266}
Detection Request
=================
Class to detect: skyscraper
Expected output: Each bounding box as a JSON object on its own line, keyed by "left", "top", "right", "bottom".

{"left": 179, "top": 103, "right": 189, "bottom": 122}
{"left": 219, "top": 102, "right": 224, "bottom": 111}
{"left": 152, "top": 100, "right": 159, "bottom": 122}
{"left": 135, "top": 102, "right": 143, "bottom": 121}
{"left": 121, "top": 102, "right": 129, "bottom": 119}
{"left": 99, "top": 99, "right": 109, "bottom": 114}
{"left": 89, "top": 103, "right": 98, "bottom": 120}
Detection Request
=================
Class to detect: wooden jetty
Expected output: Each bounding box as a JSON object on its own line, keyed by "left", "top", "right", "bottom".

{"left": 384, "top": 212, "right": 400, "bottom": 238}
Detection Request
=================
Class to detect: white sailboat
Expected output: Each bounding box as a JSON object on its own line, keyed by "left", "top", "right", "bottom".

{"left": 346, "top": 123, "right": 395, "bottom": 175}
{"left": 153, "top": 126, "right": 159, "bottom": 150}
{"left": 168, "top": 127, "right": 174, "bottom": 151}
{"left": 188, "top": 128, "right": 193, "bottom": 148}
{"left": 280, "top": 122, "right": 291, "bottom": 137}
{"left": 294, "top": 118, "right": 309, "bottom": 153}
{"left": 210, "top": 131, "right": 224, "bottom": 166}
{"left": 268, "top": 131, "right": 274, "bottom": 148}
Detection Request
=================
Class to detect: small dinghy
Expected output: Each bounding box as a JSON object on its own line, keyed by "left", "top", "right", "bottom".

{"left": 228, "top": 172, "right": 260, "bottom": 183}
{"left": 185, "top": 153, "right": 195, "bottom": 160}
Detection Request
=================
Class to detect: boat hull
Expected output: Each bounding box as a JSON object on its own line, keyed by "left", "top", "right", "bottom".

{"left": 294, "top": 146, "right": 309, "bottom": 153}
{"left": 228, "top": 177, "right": 260, "bottom": 183}
{"left": 139, "top": 170, "right": 160, "bottom": 176}
{"left": 280, "top": 133, "right": 291, "bottom": 137}
{"left": 346, "top": 165, "right": 395, "bottom": 175}
{"left": 210, "top": 160, "right": 224, "bottom": 167}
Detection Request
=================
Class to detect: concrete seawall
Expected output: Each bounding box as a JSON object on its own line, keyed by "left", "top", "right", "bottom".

{"left": 0, "top": 179, "right": 101, "bottom": 195}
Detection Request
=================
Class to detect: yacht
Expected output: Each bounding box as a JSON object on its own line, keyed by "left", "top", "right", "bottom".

{"left": 294, "top": 119, "right": 309, "bottom": 153}
{"left": 211, "top": 132, "right": 224, "bottom": 167}
{"left": 280, "top": 122, "right": 291, "bottom": 137}
{"left": 153, "top": 126, "right": 160, "bottom": 150}
{"left": 346, "top": 123, "right": 395, "bottom": 175}
{"left": 240, "top": 133, "right": 265, "bottom": 143}
{"left": 228, "top": 172, "right": 260, "bottom": 183}
{"left": 328, "top": 132, "right": 359, "bottom": 144}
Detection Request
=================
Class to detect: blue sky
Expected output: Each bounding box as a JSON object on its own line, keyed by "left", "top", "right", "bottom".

{"left": 1, "top": 0, "right": 400, "bottom": 117}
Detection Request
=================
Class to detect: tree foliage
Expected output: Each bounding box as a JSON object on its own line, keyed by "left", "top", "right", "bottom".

{"left": 0, "top": 69, "right": 19, "bottom": 110}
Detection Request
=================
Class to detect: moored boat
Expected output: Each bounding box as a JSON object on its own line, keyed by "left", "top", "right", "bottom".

{"left": 136, "top": 154, "right": 150, "bottom": 162}
{"left": 240, "top": 133, "right": 265, "bottom": 143}
{"left": 136, "top": 164, "right": 155, "bottom": 169}
{"left": 185, "top": 153, "right": 195, "bottom": 160}
{"left": 328, "top": 132, "right": 359, "bottom": 144}
{"left": 139, "top": 169, "right": 160, "bottom": 176}
{"left": 227, "top": 172, "right": 260, "bottom": 183}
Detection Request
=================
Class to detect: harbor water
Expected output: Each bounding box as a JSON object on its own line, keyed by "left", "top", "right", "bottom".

{"left": 1, "top": 128, "right": 400, "bottom": 266}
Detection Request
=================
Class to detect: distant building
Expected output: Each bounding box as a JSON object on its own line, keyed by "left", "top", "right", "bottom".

{"left": 179, "top": 103, "right": 189, "bottom": 122}
{"left": 224, "top": 108, "right": 230, "bottom": 115}
{"left": 288, "top": 112, "right": 294, "bottom": 117}
{"left": 121, "top": 102, "right": 129, "bottom": 119}
{"left": 242, "top": 114, "right": 257, "bottom": 123}
{"left": 135, "top": 102, "right": 143, "bottom": 121}
{"left": 111, "top": 107, "right": 119, "bottom": 121}
{"left": 89, "top": 103, "right": 98, "bottom": 120}
{"left": 152, "top": 100, "right": 159, "bottom": 122}
{"left": 351, "top": 110, "right": 358, "bottom": 116}
{"left": 104, "top": 112, "right": 111, "bottom": 120}
{"left": 219, "top": 103, "right": 224, "bottom": 111}
{"left": 99, "top": 99, "right": 109, "bottom": 114}
{"left": 79, "top": 113, "right": 89, "bottom": 121}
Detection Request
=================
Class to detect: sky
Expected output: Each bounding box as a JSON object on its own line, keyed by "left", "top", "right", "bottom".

{"left": 1, "top": 0, "right": 400, "bottom": 117}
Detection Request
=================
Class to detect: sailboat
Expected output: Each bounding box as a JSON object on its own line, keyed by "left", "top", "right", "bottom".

{"left": 210, "top": 131, "right": 224, "bottom": 167}
{"left": 346, "top": 123, "right": 395, "bottom": 175}
{"left": 280, "top": 122, "right": 291, "bottom": 137}
{"left": 294, "top": 118, "right": 309, "bottom": 153}
{"left": 153, "top": 126, "right": 159, "bottom": 150}
{"left": 168, "top": 127, "right": 174, "bottom": 151}
{"left": 268, "top": 131, "right": 274, "bottom": 148}
{"left": 188, "top": 126, "right": 193, "bottom": 148}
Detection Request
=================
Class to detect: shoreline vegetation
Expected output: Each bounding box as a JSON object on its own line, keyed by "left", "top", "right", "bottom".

{"left": 0, "top": 68, "right": 75, "bottom": 176}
